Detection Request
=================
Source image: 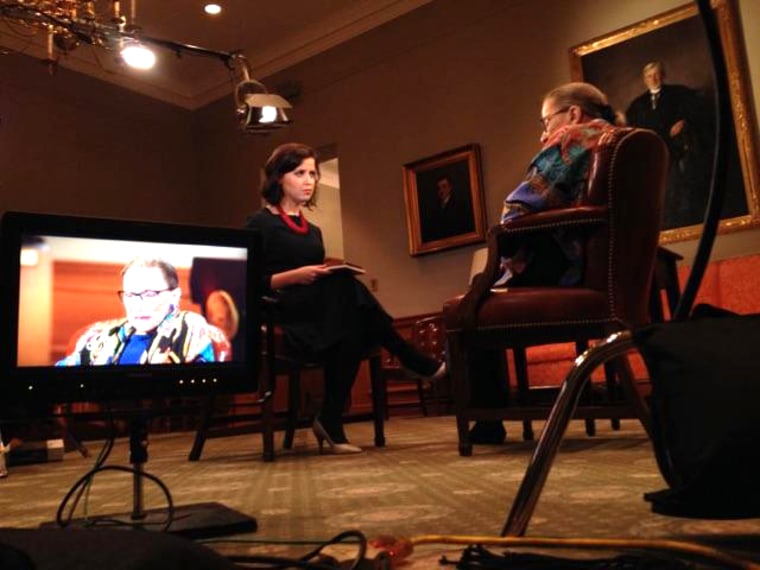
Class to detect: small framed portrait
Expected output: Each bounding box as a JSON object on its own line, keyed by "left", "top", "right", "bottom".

{"left": 570, "top": 0, "right": 760, "bottom": 243}
{"left": 403, "top": 144, "right": 487, "bottom": 256}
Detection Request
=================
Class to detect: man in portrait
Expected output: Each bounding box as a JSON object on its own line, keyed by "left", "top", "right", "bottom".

{"left": 626, "top": 60, "right": 714, "bottom": 229}
{"left": 420, "top": 174, "right": 474, "bottom": 242}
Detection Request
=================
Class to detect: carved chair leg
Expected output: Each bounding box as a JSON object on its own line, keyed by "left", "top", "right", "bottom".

{"left": 574, "top": 341, "right": 598, "bottom": 437}
{"left": 416, "top": 378, "right": 429, "bottom": 417}
{"left": 369, "top": 354, "right": 387, "bottom": 448}
{"left": 448, "top": 334, "right": 473, "bottom": 456}
{"left": 283, "top": 368, "right": 300, "bottom": 450}
{"left": 261, "top": 319, "right": 278, "bottom": 462}
{"left": 512, "top": 348, "right": 534, "bottom": 441}
{"left": 604, "top": 362, "right": 622, "bottom": 430}
{"left": 456, "top": 419, "right": 472, "bottom": 456}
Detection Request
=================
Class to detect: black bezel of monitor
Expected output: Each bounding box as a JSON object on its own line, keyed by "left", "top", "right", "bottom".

{"left": 0, "top": 211, "right": 261, "bottom": 407}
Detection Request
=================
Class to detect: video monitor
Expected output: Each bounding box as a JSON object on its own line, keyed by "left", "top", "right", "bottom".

{"left": 0, "top": 211, "right": 261, "bottom": 406}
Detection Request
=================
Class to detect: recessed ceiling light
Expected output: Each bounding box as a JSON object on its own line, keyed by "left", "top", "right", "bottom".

{"left": 204, "top": 3, "right": 222, "bottom": 15}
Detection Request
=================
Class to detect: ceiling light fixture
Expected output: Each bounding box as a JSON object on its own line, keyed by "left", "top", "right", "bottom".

{"left": 0, "top": 0, "right": 291, "bottom": 134}
{"left": 120, "top": 42, "right": 156, "bottom": 69}
{"left": 204, "top": 4, "right": 222, "bottom": 16}
{"left": 233, "top": 57, "right": 292, "bottom": 133}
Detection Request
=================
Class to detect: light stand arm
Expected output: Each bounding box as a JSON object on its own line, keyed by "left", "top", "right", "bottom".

{"left": 128, "top": 32, "right": 291, "bottom": 132}
{"left": 126, "top": 32, "right": 245, "bottom": 73}
{"left": 1, "top": 1, "right": 291, "bottom": 132}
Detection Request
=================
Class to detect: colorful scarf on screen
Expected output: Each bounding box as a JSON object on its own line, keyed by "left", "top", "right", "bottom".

{"left": 56, "top": 310, "right": 218, "bottom": 366}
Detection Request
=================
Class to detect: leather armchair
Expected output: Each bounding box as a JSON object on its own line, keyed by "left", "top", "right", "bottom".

{"left": 443, "top": 127, "right": 669, "bottom": 456}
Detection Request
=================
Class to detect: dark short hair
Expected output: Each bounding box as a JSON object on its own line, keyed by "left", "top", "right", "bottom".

{"left": 260, "top": 143, "right": 320, "bottom": 207}
{"left": 121, "top": 257, "right": 179, "bottom": 290}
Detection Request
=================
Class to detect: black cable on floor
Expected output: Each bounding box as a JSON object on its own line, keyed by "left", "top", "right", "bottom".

{"left": 219, "top": 530, "right": 369, "bottom": 570}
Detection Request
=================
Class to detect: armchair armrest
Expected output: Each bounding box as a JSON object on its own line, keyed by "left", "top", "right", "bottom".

{"left": 457, "top": 205, "right": 608, "bottom": 330}
{"left": 494, "top": 205, "right": 608, "bottom": 234}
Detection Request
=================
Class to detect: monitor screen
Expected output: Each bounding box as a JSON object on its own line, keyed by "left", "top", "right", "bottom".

{"left": 0, "top": 211, "right": 261, "bottom": 406}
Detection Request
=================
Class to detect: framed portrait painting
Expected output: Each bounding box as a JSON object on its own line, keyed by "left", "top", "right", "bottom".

{"left": 570, "top": 0, "right": 760, "bottom": 243}
{"left": 403, "top": 144, "right": 487, "bottom": 256}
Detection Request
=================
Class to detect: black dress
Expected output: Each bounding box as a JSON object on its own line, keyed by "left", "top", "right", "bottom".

{"left": 245, "top": 208, "right": 438, "bottom": 436}
{"left": 245, "top": 208, "right": 394, "bottom": 358}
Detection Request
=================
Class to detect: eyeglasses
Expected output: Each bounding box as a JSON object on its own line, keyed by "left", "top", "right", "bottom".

{"left": 118, "top": 289, "right": 170, "bottom": 302}
{"left": 539, "top": 106, "right": 571, "bottom": 131}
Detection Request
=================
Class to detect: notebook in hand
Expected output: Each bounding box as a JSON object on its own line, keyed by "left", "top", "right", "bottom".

{"left": 326, "top": 261, "right": 365, "bottom": 275}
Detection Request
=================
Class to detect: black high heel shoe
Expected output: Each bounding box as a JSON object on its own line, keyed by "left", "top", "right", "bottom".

{"left": 402, "top": 359, "right": 447, "bottom": 382}
{"left": 312, "top": 419, "right": 363, "bottom": 455}
{"left": 428, "top": 361, "right": 447, "bottom": 381}
{"left": 393, "top": 340, "right": 447, "bottom": 381}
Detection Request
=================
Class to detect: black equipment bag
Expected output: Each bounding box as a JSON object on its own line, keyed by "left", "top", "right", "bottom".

{"left": 633, "top": 305, "right": 760, "bottom": 518}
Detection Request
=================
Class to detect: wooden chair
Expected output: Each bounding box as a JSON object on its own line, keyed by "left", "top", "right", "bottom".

{"left": 189, "top": 298, "right": 387, "bottom": 462}
{"left": 442, "top": 127, "right": 669, "bottom": 456}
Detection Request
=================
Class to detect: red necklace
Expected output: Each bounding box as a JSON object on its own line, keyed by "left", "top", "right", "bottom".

{"left": 276, "top": 206, "right": 309, "bottom": 235}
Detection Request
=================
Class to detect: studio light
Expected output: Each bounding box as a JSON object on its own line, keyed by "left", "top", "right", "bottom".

{"left": 0, "top": 1, "right": 292, "bottom": 134}
{"left": 120, "top": 42, "right": 156, "bottom": 70}
{"left": 234, "top": 62, "right": 292, "bottom": 134}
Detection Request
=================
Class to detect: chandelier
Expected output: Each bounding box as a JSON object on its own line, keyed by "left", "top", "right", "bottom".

{"left": 0, "top": 0, "right": 291, "bottom": 133}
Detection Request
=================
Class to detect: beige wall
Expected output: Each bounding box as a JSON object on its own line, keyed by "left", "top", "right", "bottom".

{"left": 197, "top": 0, "right": 760, "bottom": 316}
{"left": 304, "top": 182, "right": 345, "bottom": 260}
{"left": 0, "top": 54, "right": 201, "bottom": 223}
{"left": 2, "top": 0, "right": 760, "bottom": 318}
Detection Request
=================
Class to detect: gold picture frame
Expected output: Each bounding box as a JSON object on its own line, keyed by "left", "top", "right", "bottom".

{"left": 570, "top": 0, "right": 760, "bottom": 243}
{"left": 403, "top": 144, "right": 487, "bottom": 256}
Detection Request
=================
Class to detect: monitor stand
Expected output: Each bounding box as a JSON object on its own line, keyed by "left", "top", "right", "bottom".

{"left": 40, "top": 416, "right": 257, "bottom": 539}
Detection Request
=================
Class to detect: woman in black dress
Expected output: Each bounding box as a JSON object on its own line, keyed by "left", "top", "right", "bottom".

{"left": 246, "top": 143, "right": 445, "bottom": 454}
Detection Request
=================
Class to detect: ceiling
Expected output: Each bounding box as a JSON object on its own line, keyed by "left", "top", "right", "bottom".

{"left": 0, "top": 0, "right": 431, "bottom": 110}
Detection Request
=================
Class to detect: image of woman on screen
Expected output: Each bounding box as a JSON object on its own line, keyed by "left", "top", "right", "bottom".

{"left": 56, "top": 257, "right": 229, "bottom": 366}
{"left": 246, "top": 143, "right": 446, "bottom": 455}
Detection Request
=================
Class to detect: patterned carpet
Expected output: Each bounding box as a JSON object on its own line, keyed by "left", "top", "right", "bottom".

{"left": 2, "top": 415, "right": 760, "bottom": 568}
